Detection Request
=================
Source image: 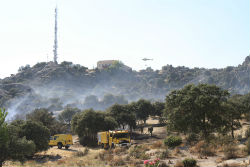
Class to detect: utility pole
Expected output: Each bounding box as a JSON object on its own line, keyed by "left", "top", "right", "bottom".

{"left": 53, "top": 7, "right": 58, "bottom": 64}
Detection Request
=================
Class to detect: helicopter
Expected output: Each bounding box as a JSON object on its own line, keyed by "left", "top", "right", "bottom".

{"left": 142, "top": 58, "right": 153, "bottom": 61}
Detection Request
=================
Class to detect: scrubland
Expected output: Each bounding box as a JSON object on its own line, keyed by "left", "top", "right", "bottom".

{"left": 4, "top": 118, "right": 250, "bottom": 167}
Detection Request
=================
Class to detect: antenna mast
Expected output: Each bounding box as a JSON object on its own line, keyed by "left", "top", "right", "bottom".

{"left": 53, "top": 7, "right": 58, "bottom": 64}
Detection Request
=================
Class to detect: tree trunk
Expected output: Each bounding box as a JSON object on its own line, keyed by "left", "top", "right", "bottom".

{"left": 202, "top": 114, "right": 207, "bottom": 138}
{"left": 231, "top": 120, "right": 234, "bottom": 138}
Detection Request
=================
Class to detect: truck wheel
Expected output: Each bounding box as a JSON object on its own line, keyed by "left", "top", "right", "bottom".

{"left": 57, "top": 143, "right": 62, "bottom": 149}
{"left": 65, "top": 145, "right": 69, "bottom": 149}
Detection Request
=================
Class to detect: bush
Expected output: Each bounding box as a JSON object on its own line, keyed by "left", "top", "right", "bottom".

{"left": 191, "top": 141, "right": 215, "bottom": 156}
{"left": 245, "top": 138, "right": 250, "bottom": 154}
{"left": 182, "top": 158, "right": 197, "bottom": 167}
{"left": 129, "top": 145, "right": 149, "bottom": 159}
{"left": 20, "top": 121, "right": 50, "bottom": 152}
{"left": 110, "top": 156, "right": 125, "bottom": 166}
{"left": 164, "top": 136, "right": 182, "bottom": 148}
{"left": 223, "top": 142, "right": 238, "bottom": 159}
{"left": 75, "top": 147, "right": 89, "bottom": 157}
{"left": 151, "top": 140, "right": 163, "bottom": 149}
{"left": 245, "top": 129, "right": 250, "bottom": 139}
{"left": 160, "top": 149, "right": 169, "bottom": 159}
{"left": 79, "top": 136, "right": 97, "bottom": 147}
{"left": 186, "top": 133, "right": 198, "bottom": 145}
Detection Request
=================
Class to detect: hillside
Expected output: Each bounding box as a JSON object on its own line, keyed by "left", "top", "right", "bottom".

{"left": 0, "top": 56, "right": 249, "bottom": 118}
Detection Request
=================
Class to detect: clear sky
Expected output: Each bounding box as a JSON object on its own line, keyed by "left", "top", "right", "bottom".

{"left": 0, "top": 0, "right": 249, "bottom": 78}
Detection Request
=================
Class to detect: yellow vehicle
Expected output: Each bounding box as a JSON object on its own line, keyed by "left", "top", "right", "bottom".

{"left": 49, "top": 134, "right": 73, "bottom": 149}
{"left": 97, "top": 130, "right": 131, "bottom": 149}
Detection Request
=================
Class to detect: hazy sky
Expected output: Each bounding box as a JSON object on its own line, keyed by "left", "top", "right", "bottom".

{"left": 0, "top": 0, "right": 249, "bottom": 78}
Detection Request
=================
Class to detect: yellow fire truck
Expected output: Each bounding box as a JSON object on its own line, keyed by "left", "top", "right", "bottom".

{"left": 97, "top": 130, "right": 131, "bottom": 149}
{"left": 49, "top": 134, "right": 73, "bottom": 149}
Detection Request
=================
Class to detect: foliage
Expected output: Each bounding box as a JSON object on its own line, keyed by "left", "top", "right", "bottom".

{"left": 186, "top": 133, "right": 199, "bottom": 145}
{"left": 152, "top": 101, "right": 165, "bottom": 116}
{"left": 75, "top": 147, "right": 89, "bottom": 157}
{"left": 223, "top": 142, "right": 238, "bottom": 159}
{"left": 159, "top": 149, "right": 169, "bottom": 159}
{"left": 20, "top": 120, "right": 50, "bottom": 152}
{"left": 26, "top": 108, "right": 65, "bottom": 135}
{"left": 191, "top": 140, "right": 215, "bottom": 156}
{"left": 58, "top": 107, "right": 80, "bottom": 125}
{"left": 165, "top": 84, "right": 229, "bottom": 137}
{"left": 0, "top": 108, "right": 9, "bottom": 167}
{"left": 7, "top": 135, "right": 35, "bottom": 163}
{"left": 221, "top": 95, "right": 246, "bottom": 138}
{"left": 182, "top": 158, "right": 197, "bottom": 167}
{"left": 164, "top": 136, "right": 182, "bottom": 148}
{"left": 131, "top": 99, "right": 153, "bottom": 124}
{"left": 72, "top": 109, "right": 118, "bottom": 146}
{"left": 0, "top": 109, "right": 36, "bottom": 167}
{"left": 129, "top": 145, "right": 150, "bottom": 159}
{"left": 246, "top": 138, "right": 250, "bottom": 155}
{"left": 108, "top": 104, "right": 136, "bottom": 130}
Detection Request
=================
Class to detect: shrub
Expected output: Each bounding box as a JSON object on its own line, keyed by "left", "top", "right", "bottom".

{"left": 245, "top": 138, "right": 250, "bottom": 154}
{"left": 129, "top": 145, "right": 149, "bottom": 159}
{"left": 160, "top": 149, "right": 169, "bottom": 159}
{"left": 158, "top": 162, "right": 169, "bottom": 167}
{"left": 245, "top": 129, "right": 250, "bottom": 139}
{"left": 113, "top": 147, "right": 127, "bottom": 155}
{"left": 223, "top": 143, "right": 238, "bottom": 159}
{"left": 151, "top": 140, "right": 163, "bottom": 149}
{"left": 110, "top": 156, "right": 125, "bottom": 166}
{"left": 186, "top": 133, "right": 198, "bottom": 145}
{"left": 164, "top": 136, "right": 182, "bottom": 148}
{"left": 75, "top": 147, "right": 89, "bottom": 157}
{"left": 191, "top": 141, "right": 215, "bottom": 156}
{"left": 182, "top": 158, "right": 197, "bottom": 167}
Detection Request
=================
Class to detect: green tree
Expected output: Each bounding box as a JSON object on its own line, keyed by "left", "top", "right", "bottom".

{"left": 0, "top": 109, "right": 36, "bottom": 167}
{"left": 58, "top": 107, "right": 80, "bottom": 125}
{"left": 131, "top": 99, "right": 153, "bottom": 124}
{"left": 109, "top": 104, "right": 136, "bottom": 130}
{"left": 0, "top": 109, "right": 8, "bottom": 167}
{"left": 103, "top": 116, "right": 118, "bottom": 131}
{"left": 152, "top": 101, "right": 165, "bottom": 116}
{"left": 165, "top": 84, "right": 229, "bottom": 138}
{"left": 222, "top": 96, "right": 245, "bottom": 138}
{"left": 72, "top": 109, "right": 118, "bottom": 146}
{"left": 20, "top": 121, "right": 50, "bottom": 152}
{"left": 27, "top": 108, "right": 64, "bottom": 135}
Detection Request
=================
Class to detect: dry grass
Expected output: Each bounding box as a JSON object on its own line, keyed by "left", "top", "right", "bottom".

{"left": 172, "top": 147, "right": 181, "bottom": 156}
{"left": 223, "top": 143, "right": 239, "bottom": 159}
{"left": 222, "top": 162, "right": 248, "bottom": 167}
{"left": 174, "top": 160, "right": 184, "bottom": 167}
{"left": 190, "top": 140, "right": 216, "bottom": 156}
{"left": 151, "top": 140, "right": 163, "bottom": 149}
{"left": 109, "top": 155, "right": 126, "bottom": 166}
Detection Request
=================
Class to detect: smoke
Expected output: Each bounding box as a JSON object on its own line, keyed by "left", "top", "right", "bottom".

{"left": 3, "top": 61, "right": 250, "bottom": 120}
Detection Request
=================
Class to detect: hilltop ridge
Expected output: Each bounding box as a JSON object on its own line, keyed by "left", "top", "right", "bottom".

{"left": 0, "top": 56, "right": 249, "bottom": 117}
